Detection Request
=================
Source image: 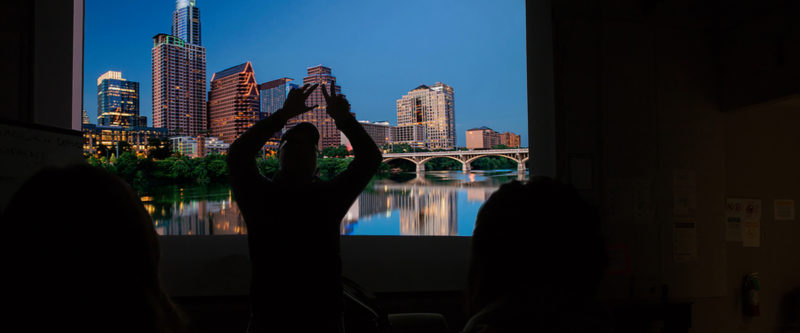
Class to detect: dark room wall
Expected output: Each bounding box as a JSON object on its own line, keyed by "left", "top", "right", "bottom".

{"left": 0, "top": 0, "right": 84, "bottom": 211}
{"left": 554, "top": 0, "right": 800, "bottom": 331}
{"left": 0, "top": 0, "right": 77, "bottom": 129}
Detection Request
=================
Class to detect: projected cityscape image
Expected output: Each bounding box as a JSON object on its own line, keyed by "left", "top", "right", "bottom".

{"left": 82, "top": 0, "right": 527, "bottom": 235}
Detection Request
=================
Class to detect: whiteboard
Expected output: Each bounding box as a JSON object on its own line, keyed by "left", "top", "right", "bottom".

{"left": 0, "top": 121, "right": 84, "bottom": 212}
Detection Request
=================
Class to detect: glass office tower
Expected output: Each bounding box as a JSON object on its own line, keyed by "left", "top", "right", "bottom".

{"left": 172, "top": 0, "right": 201, "bottom": 45}
{"left": 96, "top": 71, "right": 145, "bottom": 127}
{"left": 258, "top": 77, "right": 294, "bottom": 117}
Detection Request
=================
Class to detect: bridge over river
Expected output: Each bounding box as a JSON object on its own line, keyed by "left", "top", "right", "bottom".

{"left": 382, "top": 148, "right": 529, "bottom": 173}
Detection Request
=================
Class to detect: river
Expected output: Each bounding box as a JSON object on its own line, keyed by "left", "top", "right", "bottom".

{"left": 140, "top": 170, "right": 528, "bottom": 236}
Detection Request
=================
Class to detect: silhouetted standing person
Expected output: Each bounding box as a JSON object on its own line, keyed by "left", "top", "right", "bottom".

{"left": 462, "top": 177, "right": 610, "bottom": 333}
{"left": 0, "top": 165, "right": 186, "bottom": 333}
{"left": 227, "top": 83, "right": 382, "bottom": 332}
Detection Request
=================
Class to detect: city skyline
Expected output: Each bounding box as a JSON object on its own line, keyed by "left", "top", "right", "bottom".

{"left": 83, "top": 0, "right": 527, "bottom": 147}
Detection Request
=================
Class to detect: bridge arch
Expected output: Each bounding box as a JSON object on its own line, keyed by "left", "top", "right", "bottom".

{"left": 418, "top": 155, "right": 468, "bottom": 173}
{"left": 465, "top": 154, "right": 520, "bottom": 165}
{"left": 418, "top": 155, "right": 465, "bottom": 165}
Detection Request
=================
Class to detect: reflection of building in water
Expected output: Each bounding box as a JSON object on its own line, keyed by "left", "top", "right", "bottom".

{"left": 398, "top": 186, "right": 458, "bottom": 236}
{"left": 357, "top": 191, "right": 390, "bottom": 218}
{"left": 346, "top": 184, "right": 459, "bottom": 236}
{"left": 341, "top": 198, "right": 360, "bottom": 234}
{"left": 341, "top": 191, "right": 392, "bottom": 234}
{"left": 147, "top": 193, "right": 246, "bottom": 235}
{"left": 206, "top": 199, "right": 247, "bottom": 235}
{"left": 466, "top": 187, "right": 495, "bottom": 202}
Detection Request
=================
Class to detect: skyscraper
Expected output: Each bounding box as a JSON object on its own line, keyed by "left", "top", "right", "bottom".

{"left": 341, "top": 120, "right": 393, "bottom": 149}
{"left": 286, "top": 65, "right": 344, "bottom": 148}
{"left": 172, "top": 0, "right": 201, "bottom": 45}
{"left": 152, "top": 0, "right": 207, "bottom": 137}
{"left": 259, "top": 77, "right": 294, "bottom": 117}
{"left": 208, "top": 62, "right": 260, "bottom": 144}
{"left": 96, "top": 71, "right": 145, "bottom": 127}
{"left": 258, "top": 77, "right": 296, "bottom": 150}
{"left": 396, "top": 82, "right": 455, "bottom": 150}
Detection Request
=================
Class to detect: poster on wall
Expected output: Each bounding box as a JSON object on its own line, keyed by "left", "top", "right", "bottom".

{"left": 673, "top": 216, "right": 698, "bottom": 262}
{"left": 725, "top": 198, "right": 762, "bottom": 245}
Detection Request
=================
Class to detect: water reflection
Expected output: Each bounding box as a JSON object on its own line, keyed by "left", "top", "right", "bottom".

{"left": 341, "top": 170, "right": 524, "bottom": 236}
{"left": 141, "top": 185, "right": 246, "bottom": 236}
{"left": 141, "top": 170, "right": 527, "bottom": 236}
{"left": 342, "top": 183, "right": 459, "bottom": 235}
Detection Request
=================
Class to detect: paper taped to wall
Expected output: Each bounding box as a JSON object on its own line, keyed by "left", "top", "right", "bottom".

{"left": 774, "top": 199, "right": 795, "bottom": 221}
{"left": 674, "top": 216, "right": 698, "bottom": 262}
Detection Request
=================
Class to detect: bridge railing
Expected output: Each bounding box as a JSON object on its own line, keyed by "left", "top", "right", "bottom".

{"left": 383, "top": 148, "right": 528, "bottom": 157}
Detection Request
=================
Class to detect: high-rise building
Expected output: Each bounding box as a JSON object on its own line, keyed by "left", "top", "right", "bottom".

{"left": 500, "top": 131, "right": 521, "bottom": 147}
{"left": 392, "top": 124, "right": 427, "bottom": 149}
{"left": 208, "top": 62, "right": 260, "bottom": 144}
{"left": 466, "top": 126, "right": 501, "bottom": 149}
{"left": 259, "top": 77, "right": 294, "bottom": 117}
{"left": 396, "top": 82, "right": 455, "bottom": 150}
{"left": 258, "top": 77, "right": 295, "bottom": 150}
{"left": 96, "top": 71, "right": 146, "bottom": 127}
{"left": 286, "top": 65, "right": 344, "bottom": 148}
{"left": 81, "top": 109, "right": 90, "bottom": 124}
{"left": 172, "top": 0, "right": 201, "bottom": 45}
{"left": 341, "top": 120, "right": 393, "bottom": 149}
{"left": 152, "top": 0, "right": 207, "bottom": 137}
{"left": 84, "top": 70, "right": 168, "bottom": 156}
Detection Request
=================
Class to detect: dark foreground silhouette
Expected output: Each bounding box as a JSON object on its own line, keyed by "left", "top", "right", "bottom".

{"left": 227, "top": 83, "right": 382, "bottom": 332}
{"left": 462, "top": 177, "right": 610, "bottom": 333}
{"left": 0, "top": 165, "right": 186, "bottom": 333}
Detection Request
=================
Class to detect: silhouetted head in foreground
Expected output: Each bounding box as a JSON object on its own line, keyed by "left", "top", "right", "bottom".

{"left": 278, "top": 122, "right": 320, "bottom": 182}
{"left": 0, "top": 164, "right": 185, "bottom": 333}
{"left": 465, "top": 176, "right": 608, "bottom": 331}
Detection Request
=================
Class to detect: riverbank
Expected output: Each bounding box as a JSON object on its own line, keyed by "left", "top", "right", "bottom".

{"left": 85, "top": 152, "right": 519, "bottom": 188}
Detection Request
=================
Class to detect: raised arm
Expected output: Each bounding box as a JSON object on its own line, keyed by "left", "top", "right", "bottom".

{"left": 322, "top": 84, "right": 382, "bottom": 195}
{"left": 227, "top": 84, "right": 318, "bottom": 187}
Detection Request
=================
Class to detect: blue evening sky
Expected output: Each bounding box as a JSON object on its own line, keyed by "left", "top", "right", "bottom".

{"left": 84, "top": 0, "right": 527, "bottom": 146}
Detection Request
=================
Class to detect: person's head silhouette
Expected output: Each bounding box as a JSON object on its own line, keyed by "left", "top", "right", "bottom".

{"left": 465, "top": 176, "right": 607, "bottom": 331}
{"left": 278, "top": 122, "right": 320, "bottom": 181}
{"left": 1, "top": 164, "right": 185, "bottom": 333}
